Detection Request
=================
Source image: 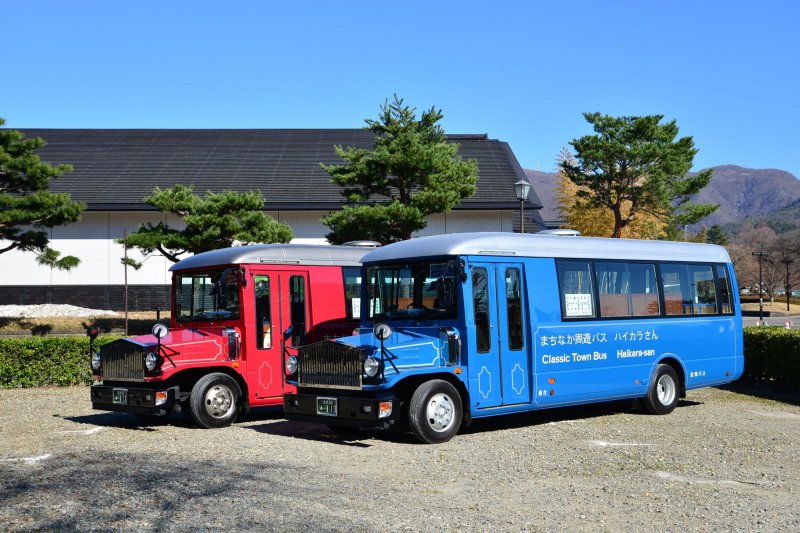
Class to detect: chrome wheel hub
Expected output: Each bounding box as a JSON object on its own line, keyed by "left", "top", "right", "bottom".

{"left": 205, "top": 384, "right": 234, "bottom": 418}
{"left": 656, "top": 375, "right": 676, "bottom": 406}
{"left": 426, "top": 393, "right": 455, "bottom": 432}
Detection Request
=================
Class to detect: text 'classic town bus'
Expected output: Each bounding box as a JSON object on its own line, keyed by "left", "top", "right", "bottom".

{"left": 90, "top": 244, "right": 371, "bottom": 428}
{"left": 283, "top": 232, "right": 744, "bottom": 443}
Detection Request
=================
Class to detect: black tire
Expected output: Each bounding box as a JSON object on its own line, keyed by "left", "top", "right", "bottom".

{"left": 642, "top": 364, "right": 679, "bottom": 415}
{"left": 189, "top": 373, "right": 241, "bottom": 428}
{"left": 408, "top": 380, "right": 463, "bottom": 444}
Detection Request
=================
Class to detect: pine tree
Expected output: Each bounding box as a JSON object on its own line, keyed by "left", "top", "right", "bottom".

{"left": 123, "top": 185, "right": 293, "bottom": 263}
{"left": 561, "top": 113, "right": 718, "bottom": 238}
{"left": 0, "top": 118, "right": 84, "bottom": 269}
{"left": 556, "top": 149, "right": 666, "bottom": 239}
{"left": 322, "top": 96, "right": 478, "bottom": 244}
{"left": 706, "top": 224, "right": 729, "bottom": 245}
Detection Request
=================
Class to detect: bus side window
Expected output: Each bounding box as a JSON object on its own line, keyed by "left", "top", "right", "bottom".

{"left": 505, "top": 268, "right": 524, "bottom": 350}
{"left": 661, "top": 265, "right": 691, "bottom": 316}
{"left": 557, "top": 260, "right": 595, "bottom": 319}
{"left": 690, "top": 265, "right": 718, "bottom": 314}
{"left": 254, "top": 275, "right": 271, "bottom": 349}
{"left": 595, "top": 261, "right": 630, "bottom": 317}
{"left": 661, "top": 264, "right": 718, "bottom": 315}
{"left": 342, "top": 266, "right": 361, "bottom": 319}
{"left": 594, "top": 262, "right": 661, "bottom": 318}
{"left": 472, "top": 267, "right": 490, "bottom": 353}
{"left": 289, "top": 275, "right": 307, "bottom": 346}
{"left": 629, "top": 263, "right": 660, "bottom": 316}
{"left": 716, "top": 265, "right": 734, "bottom": 314}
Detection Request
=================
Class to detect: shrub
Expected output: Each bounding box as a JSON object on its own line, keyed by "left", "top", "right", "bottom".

{"left": 0, "top": 336, "right": 120, "bottom": 388}
{"left": 743, "top": 326, "right": 800, "bottom": 385}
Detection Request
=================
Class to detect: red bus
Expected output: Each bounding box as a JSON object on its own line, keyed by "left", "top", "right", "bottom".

{"left": 90, "top": 244, "right": 371, "bottom": 428}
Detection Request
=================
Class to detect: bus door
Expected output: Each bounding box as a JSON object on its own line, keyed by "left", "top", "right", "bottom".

{"left": 248, "top": 270, "right": 309, "bottom": 403}
{"left": 470, "top": 263, "right": 530, "bottom": 410}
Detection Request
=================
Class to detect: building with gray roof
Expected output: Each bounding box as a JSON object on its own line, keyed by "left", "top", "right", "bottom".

{"left": 0, "top": 129, "right": 543, "bottom": 310}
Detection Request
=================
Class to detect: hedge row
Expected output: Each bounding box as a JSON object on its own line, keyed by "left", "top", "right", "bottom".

{"left": 1, "top": 329, "right": 799, "bottom": 388}
{"left": 742, "top": 326, "right": 800, "bottom": 385}
{"left": 0, "top": 336, "right": 119, "bottom": 389}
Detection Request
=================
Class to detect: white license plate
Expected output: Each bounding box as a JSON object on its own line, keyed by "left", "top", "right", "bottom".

{"left": 113, "top": 388, "right": 128, "bottom": 405}
{"left": 316, "top": 397, "right": 337, "bottom": 416}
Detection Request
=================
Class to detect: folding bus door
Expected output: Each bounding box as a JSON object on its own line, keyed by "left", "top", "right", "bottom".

{"left": 247, "top": 270, "right": 309, "bottom": 404}
{"left": 469, "top": 262, "right": 530, "bottom": 410}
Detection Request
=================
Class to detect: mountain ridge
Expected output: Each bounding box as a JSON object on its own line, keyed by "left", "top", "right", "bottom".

{"left": 524, "top": 165, "right": 800, "bottom": 231}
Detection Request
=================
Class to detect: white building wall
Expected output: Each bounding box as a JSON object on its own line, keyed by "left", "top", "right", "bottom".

{"left": 422, "top": 210, "right": 514, "bottom": 235}
{"left": 2, "top": 212, "right": 177, "bottom": 286}
{"left": 0, "top": 209, "right": 514, "bottom": 286}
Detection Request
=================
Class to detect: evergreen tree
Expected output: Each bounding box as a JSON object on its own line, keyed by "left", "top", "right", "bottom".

{"left": 322, "top": 96, "right": 478, "bottom": 244}
{"left": 706, "top": 224, "right": 729, "bottom": 245}
{"left": 0, "top": 118, "right": 84, "bottom": 269}
{"left": 556, "top": 149, "right": 666, "bottom": 239}
{"left": 123, "top": 185, "right": 293, "bottom": 263}
{"left": 561, "top": 113, "right": 718, "bottom": 239}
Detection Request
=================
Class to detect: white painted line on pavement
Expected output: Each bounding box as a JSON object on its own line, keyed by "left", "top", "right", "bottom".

{"left": 589, "top": 440, "right": 651, "bottom": 447}
{"left": 1, "top": 454, "right": 53, "bottom": 465}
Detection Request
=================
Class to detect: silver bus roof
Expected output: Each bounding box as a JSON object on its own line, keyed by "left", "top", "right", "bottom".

{"left": 361, "top": 232, "right": 732, "bottom": 264}
{"left": 170, "top": 244, "right": 370, "bottom": 271}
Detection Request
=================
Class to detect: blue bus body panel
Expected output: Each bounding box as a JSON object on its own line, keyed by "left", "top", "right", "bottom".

{"left": 530, "top": 317, "right": 739, "bottom": 409}
{"left": 338, "top": 327, "right": 464, "bottom": 387}
{"left": 461, "top": 255, "right": 744, "bottom": 419}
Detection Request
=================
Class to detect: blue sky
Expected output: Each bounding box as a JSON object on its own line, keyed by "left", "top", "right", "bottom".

{"left": 3, "top": 0, "right": 798, "bottom": 177}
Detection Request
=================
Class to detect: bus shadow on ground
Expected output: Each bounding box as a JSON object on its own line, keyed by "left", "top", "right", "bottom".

{"left": 249, "top": 419, "right": 376, "bottom": 447}
{"left": 718, "top": 378, "right": 800, "bottom": 407}
{"left": 59, "top": 405, "right": 285, "bottom": 431}
{"left": 459, "top": 398, "right": 705, "bottom": 437}
{"left": 249, "top": 398, "right": 705, "bottom": 445}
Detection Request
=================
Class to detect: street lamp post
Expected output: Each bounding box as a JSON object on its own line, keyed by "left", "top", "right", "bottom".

{"left": 514, "top": 179, "right": 531, "bottom": 234}
{"left": 752, "top": 251, "right": 767, "bottom": 322}
{"left": 781, "top": 258, "right": 794, "bottom": 312}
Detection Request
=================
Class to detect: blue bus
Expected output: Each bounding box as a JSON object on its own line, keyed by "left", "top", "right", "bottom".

{"left": 284, "top": 232, "right": 743, "bottom": 443}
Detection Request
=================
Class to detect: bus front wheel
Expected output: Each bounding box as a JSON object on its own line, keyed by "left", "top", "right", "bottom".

{"left": 408, "top": 380, "right": 463, "bottom": 444}
{"left": 189, "top": 373, "right": 241, "bottom": 428}
{"left": 643, "top": 364, "right": 679, "bottom": 415}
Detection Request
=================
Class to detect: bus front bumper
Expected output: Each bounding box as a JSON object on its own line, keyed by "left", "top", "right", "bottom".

{"left": 90, "top": 384, "right": 180, "bottom": 416}
{"left": 283, "top": 392, "right": 403, "bottom": 429}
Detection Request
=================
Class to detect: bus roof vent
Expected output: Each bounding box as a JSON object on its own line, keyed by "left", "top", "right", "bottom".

{"left": 537, "top": 229, "right": 581, "bottom": 237}
{"left": 342, "top": 240, "right": 382, "bottom": 248}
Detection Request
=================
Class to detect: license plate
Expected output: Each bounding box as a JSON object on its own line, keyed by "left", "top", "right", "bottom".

{"left": 316, "top": 397, "right": 337, "bottom": 417}
{"left": 113, "top": 388, "right": 128, "bottom": 405}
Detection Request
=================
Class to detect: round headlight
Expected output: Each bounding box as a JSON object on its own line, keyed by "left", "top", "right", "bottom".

{"left": 286, "top": 355, "right": 298, "bottom": 374}
{"left": 145, "top": 352, "right": 159, "bottom": 371}
{"left": 91, "top": 352, "right": 102, "bottom": 371}
{"left": 363, "top": 356, "right": 380, "bottom": 378}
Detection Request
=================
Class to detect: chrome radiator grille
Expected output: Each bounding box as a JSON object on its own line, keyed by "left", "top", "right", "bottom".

{"left": 100, "top": 339, "right": 146, "bottom": 381}
{"left": 298, "top": 341, "right": 363, "bottom": 390}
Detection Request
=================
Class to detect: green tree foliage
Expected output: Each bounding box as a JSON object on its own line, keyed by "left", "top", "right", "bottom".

{"left": 0, "top": 118, "right": 84, "bottom": 269}
{"left": 322, "top": 95, "right": 478, "bottom": 244}
{"left": 556, "top": 149, "right": 667, "bottom": 239}
{"left": 124, "top": 185, "right": 293, "bottom": 263}
{"left": 560, "top": 112, "right": 718, "bottom": 239}
{"left": 706, "top": 224, "right": 729, "bottom": 245}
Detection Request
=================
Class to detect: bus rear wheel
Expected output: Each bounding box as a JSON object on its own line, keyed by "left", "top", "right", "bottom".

{"left": 189, "top": 373, "right": 241, "bottom": 428}
{"left": 408, "top": 380, "right": 463, "bottom": 444}
{"left": 643, "top": 364, "right": 679, "bottom": 415}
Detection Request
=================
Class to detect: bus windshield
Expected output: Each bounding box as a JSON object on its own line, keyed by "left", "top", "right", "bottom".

{"left": 366, "top": 260, "right": 459, "bottom": 321}
{"left": 175, "top": 268, "right": 241, "bottom": 322}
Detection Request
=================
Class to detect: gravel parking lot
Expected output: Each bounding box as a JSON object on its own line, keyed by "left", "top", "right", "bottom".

{"left": 1, "top": 384, "right": 798, "bottom": 532}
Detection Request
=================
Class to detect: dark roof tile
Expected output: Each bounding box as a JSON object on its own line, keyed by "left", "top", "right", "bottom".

{"left": 17, "top": 129, "right": 543, "bottom": 211}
